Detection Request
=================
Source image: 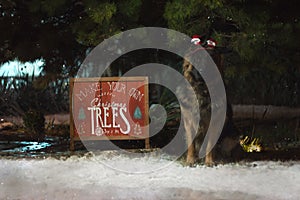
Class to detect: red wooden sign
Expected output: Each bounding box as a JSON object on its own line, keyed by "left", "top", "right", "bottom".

{"left": 70, "top": 77, "right": 149, "bottom": 150}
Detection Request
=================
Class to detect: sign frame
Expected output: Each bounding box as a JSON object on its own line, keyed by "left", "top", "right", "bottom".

{"left": 69, "top": 77, "right": 150, "bottom": 150}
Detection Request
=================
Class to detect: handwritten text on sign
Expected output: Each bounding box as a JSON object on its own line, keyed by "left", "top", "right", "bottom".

{"left": 72, "top": 77, "right": 148, "bottom": 139}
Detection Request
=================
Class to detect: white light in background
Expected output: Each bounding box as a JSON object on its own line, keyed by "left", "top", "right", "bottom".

{"left": 0, "top": 59, "right": 44, "bottom": 77}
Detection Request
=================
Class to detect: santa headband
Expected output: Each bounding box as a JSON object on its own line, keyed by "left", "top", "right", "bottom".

{"left": 191, "top": 35, "right": 217, "bottom": 48}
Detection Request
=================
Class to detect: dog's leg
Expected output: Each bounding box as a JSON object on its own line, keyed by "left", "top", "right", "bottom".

{"left": 205, "top": 129, "right": 215, "bottom": 167}
{"left": 205, "top": 150, "right": 214, "bottom": 167}
{"left": 184, "top": 118, "right": 197, "bottom": 166}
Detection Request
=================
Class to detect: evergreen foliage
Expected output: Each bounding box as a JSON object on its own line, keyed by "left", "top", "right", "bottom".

{"left": 0, "top": 0, "right": 299, "bottom": 106}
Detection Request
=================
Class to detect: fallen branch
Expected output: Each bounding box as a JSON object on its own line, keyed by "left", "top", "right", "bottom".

{"left": 0, "top": 105, "right": 299, "bottom": 126}
{"left": 232, "top": 105, "right": 300, "bottom": 121}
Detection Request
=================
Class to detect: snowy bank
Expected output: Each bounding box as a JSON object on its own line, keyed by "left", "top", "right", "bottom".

{"left": 1, "top": 151, "right": 300, "bottom": 200}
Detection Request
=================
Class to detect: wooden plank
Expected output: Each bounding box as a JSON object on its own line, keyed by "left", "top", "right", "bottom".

{"left": 73, "top": 135, "right": 149, "bottom": 141}
{"left": 71, "top": 77, "right": 147, "bottom": 82}
{"left": 69, "top": 78, "right": 75, "bottom": 151}
{"left": 144, "top": 77, "right": 150, "bottom": 149}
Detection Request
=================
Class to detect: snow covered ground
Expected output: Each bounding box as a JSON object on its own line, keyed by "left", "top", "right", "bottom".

{"left": 1, "top": 151, "right": 300, "bottom": 200}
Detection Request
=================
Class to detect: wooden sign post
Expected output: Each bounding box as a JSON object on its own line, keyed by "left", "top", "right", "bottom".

{"left": 70, "top": 77, "right": 149, "bottom": 151}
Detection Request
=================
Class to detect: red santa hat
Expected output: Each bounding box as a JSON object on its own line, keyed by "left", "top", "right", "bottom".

{"left": 206, "top": 38, "right": 217, "bottom": 48}
{"left": 191, "top": 35, "right": 202, "bottom": 45}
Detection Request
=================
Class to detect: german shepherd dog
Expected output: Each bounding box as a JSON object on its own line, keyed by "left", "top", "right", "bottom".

{"left": 180, "top": 44, "right": 241, "bottom": 166}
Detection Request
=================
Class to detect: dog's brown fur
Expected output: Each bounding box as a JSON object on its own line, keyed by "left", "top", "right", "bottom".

{"left": 181, "top": 50, "right": 240, "bottom": 166}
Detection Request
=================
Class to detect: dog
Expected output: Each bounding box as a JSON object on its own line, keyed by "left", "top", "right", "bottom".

{"left": 180, "top": 45, "right": 241, "bottom": 166}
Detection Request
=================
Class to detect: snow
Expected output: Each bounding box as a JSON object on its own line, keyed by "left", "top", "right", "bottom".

{"left": 1, "top": 151, "right": 300, "bottom": 200}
